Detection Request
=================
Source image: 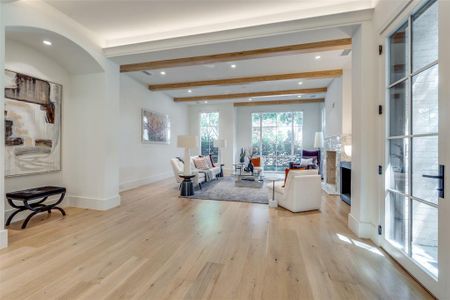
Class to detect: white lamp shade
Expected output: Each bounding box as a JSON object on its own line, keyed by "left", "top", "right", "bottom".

{"left": 314, "top": 132, "right": 324, "bottom": 148}
{"left": 177, "top": 135, "right": 198, "bottom": 149}
{"left": 213, "top": 139, "right": 227, "bottom": 148}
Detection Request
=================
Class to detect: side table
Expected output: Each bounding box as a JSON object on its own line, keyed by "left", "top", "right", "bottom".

{"left": 180, "top": 174, "right": 196, "bottom": 196}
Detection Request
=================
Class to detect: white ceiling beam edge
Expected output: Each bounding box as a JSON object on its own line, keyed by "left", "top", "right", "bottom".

{"left": 104, "top": 9, "right": 372, "bottom": 58}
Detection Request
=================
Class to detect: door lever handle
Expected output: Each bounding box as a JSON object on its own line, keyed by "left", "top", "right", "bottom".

{"left": 422, "top": 165, "right": 445, "bottom": 198}
{"left": 422, "top": 174, "right": 444, "bottom": 179}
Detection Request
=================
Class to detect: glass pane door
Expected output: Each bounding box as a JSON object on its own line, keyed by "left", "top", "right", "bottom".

{"left": 386, "top": 0, "right": 439, "bottom": 279}
{"left": 251, "top": 112, "right": 303, "bottom": 171}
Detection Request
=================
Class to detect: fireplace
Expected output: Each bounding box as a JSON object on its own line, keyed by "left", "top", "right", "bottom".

{"left": 340, "top": 161, "right": 351, "bottom": 205}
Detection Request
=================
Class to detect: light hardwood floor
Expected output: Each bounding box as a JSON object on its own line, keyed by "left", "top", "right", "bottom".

{"left": 0, "top": 179, "right": 433, "bottom": 300}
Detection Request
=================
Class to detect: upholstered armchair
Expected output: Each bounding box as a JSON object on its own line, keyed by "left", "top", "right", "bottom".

{"left": 267, "top": 169, "right": 321, "bottom": 212}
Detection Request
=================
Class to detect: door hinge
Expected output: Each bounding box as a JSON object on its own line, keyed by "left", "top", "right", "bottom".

{"left": 379, "top": 45, "right": 383, "bottom": 55}
{"left": 378, "top": 165, "right": 383, "bottom": 175}
{"left": 378, "top": 105, "right": 383, "bottom": 115}
{"left": 378, "top": 225, "right": 383, "bottom": 235}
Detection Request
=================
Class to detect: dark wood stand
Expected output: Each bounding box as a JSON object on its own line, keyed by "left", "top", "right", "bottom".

{"left": 219, "top": 164, "right": 224, "bottom": 177}
{"left": 6, "top": 186, "right": 66, "bottom": 229}
{"left": 179, "top": 175, "right": 195, "bottom": 197}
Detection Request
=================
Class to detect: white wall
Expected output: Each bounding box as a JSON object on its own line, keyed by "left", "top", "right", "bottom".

{"left": 188, "top": 103, "right": 236, "bottom": 172}
{"left": 0, "top": 3, "right": 7, "bottom": 249}
{"left": 349, "top": 21, "right": 379, "bottom": 242}
{"left": 4, "top": 39, "right": 69, "bottom": 218}
{"left": 119, "top": 74, "right": 189, "bottom": 191}
{"left": 324, "top": 78, "right": 343, "bottom": 138}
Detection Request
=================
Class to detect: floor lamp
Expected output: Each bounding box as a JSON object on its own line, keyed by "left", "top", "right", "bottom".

{"left": 177, "top": 135, "right": 198, "bottom": 175}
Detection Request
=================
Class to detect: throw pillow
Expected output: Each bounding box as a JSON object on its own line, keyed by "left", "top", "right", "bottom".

{"left": 300, "top": 158, "right": 313, "bottom": 168}
{"left": 193, "top": 157, "right": 210, "bottom": 170}
{"left": 208, "top": 154, "right": 216, "bottom": 167}
{"left": 251, "top": 157, "right": 261, "bottom": 167}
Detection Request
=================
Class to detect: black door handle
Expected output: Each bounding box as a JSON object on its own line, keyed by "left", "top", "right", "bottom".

{"left": 422, "top": 165, "right": 445, "bottom": 198}
{"left": 422, "top": 174, "right": 444, "bottom": 179}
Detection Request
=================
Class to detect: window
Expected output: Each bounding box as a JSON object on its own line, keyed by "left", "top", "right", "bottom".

{"left": 200, "top": 112, "right": 219, "bottom": 162}
{"left": 386, "top": 0, "right": 438, "bottom": 278}
{"left": 252, "top": 112, "right": 303, "bottom": 171}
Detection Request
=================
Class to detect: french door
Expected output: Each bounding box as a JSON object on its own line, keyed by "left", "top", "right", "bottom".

{"left": 383, "top": 0, "right": 443, "bottom": 293}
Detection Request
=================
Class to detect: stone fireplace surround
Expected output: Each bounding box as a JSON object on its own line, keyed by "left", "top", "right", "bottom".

{"left": 322, "top": 135, "right": 351, "bottom": 195}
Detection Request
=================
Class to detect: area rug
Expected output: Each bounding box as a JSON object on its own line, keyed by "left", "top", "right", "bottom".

{"left": 188, "top": 176, "right": 269, "bottom": 204}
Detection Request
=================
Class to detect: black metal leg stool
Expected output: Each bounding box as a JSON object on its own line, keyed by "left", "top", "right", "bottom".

{"left": 6, "top": 186, "right": 67, "bottom": 229}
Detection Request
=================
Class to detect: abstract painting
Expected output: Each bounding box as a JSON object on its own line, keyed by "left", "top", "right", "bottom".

{"left": 4, "top": 70, "right": 62, "bottom": 176}
{"left": 142, "top": 109, "right": 170, "bottom": 144}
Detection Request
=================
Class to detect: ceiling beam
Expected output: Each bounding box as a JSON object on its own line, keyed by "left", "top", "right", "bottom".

{"left": 148, "top": 69, "right": 342, "bottom": 91}
{"left": 173, "top": 87, "right": 327, "bottom": 102}
{"left": 233, "top": 98, "right": 324, "bottom": 107}
{"left": 120, "top": 38, "right": 352, "bottom": 72}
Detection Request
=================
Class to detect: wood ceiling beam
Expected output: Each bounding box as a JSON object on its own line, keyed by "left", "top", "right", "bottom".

{"left": 120, "top": 38, "right": 352, "bottom": 72}
{"left": 148, "top": 69, "right": 342, "bottom": 91}
{"left": 233, "top": 98, "right": 324, "bottom": 107}
{"left": 173, "top": 87, "right": 327, "bottom": 102}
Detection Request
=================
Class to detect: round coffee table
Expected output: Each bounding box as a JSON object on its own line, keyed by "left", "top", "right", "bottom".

{"left": 264, "top": 173, "right": 284, "bottom": 208}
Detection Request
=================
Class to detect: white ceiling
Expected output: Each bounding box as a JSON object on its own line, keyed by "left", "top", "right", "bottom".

{"left": 45, "top": 0, "right": 374, "bottom": 47}
{"left": 5, "top": 28, "right": 103, "bottom": 74}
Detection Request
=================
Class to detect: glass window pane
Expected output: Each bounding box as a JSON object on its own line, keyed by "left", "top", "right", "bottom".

{"left": 389, "top": 81, "right": 409, "bottom": 137}
{"left": 389, "top": 22, "right": 409, "bottom": 84}
{"left": 412, "top": 1, "right": 438, "bottom": 71}
{"left": 386, "top": 191, "right": 409, "bottom": 252}
{"left": 293, "top": 112, "right": 303, "bottom": 127}
{"left": 200, "top": 112, "right": 219, "bottom": 162}
{"left": 412, "top": 65, "right": 438, "bottom": 134}
{"left": 412, "top": 136, "right": 439, "bottom": 204}
{"left": 388, "top": 138, "right": 409, "bottom": 193}
{"left": 262, "top": 112, "right": 277, "bottom": 126}
{"left": 412, "top": 201, "right": 438, "bottom": 277}
{"left": 251, "top": 113, "right": 260, "bottom": 127}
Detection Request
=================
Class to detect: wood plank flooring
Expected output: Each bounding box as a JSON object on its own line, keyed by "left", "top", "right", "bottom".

{"left": 0, "top": 179, "right": 433, "bottom": 299}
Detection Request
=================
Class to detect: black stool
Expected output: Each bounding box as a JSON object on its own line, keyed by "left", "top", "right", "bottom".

{"left": 6, "top": 186, "right": 66, "bottom": 229}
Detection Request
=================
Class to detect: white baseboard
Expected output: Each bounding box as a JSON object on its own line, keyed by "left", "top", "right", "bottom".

{"left": 0, "top": 229, "right": 8, "bottom": 249}
{"left": 348, "top": 213, "right": 377, "bottom": 240}
{"left": 119, "top": 171, "right": 173, "bottom": 192}
{"left": 68, "top": 194, "right": 121, "bottom": 211}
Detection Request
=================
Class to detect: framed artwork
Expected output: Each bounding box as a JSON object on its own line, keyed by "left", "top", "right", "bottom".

{"left": 4, "top": 70, "right": 62, "bottom": 177}
{"left": 141, "top": 109, "right": 170, "bottom": 144}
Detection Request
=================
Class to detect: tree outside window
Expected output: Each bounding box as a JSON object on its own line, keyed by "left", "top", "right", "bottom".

{"left": 252, "top": 112, "right": 303, "bottom": 171}
{"left": 200, "top": 112, "right": 219, "bottom": 163}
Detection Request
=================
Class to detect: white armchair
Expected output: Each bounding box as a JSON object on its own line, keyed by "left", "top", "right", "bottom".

{"left": 268, "top": 169, "right": 321, "bottom": 212}
{"left": 170, "top": 158, "right": 206, "bottom": 188}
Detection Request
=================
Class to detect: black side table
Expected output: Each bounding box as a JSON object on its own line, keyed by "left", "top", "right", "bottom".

{"left": 219, "top": 164, "right": 225, "bottom": 177}
{"left": 179, "top": 175, "right": 195, "bottom": 197}
{"left": 6, "top": 186, "right": 66, "bottom": 229}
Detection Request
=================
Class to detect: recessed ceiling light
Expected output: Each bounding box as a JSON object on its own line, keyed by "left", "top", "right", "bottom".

{"left": 298, "top": 81, "right": 303, "bottom": 85}
{"left": 160, "top": 71, "right": 166, "bottom": 75}
{"left": 315, "top": 55, "right": 321, "bottom": 60}
{"left": 249, "top": 98, "right": 252, "bottom": 101}
{"left": 297, "top": 95, "right": 302, "bottom": 98}
{"left": 204, "top": 101, "right": 208, "bottom": 104}
{"left": 188, "top": 89, "right": 192, "bottom": 93}
{"left": 43, "top": 40, "right": 52, "bottom": 46}
{"left": 230, "top": 64, "right": 236, "bottom": 69}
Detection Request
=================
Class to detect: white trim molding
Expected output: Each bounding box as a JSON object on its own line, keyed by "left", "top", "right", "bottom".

{"left": 0, "top": 229, "right": 8, "bottom": 249}
{"left": 68, "top": 195, "right": 121, "bottom": 211}
{"left": 348, "top": 213, "right": 377, "bottom": 240}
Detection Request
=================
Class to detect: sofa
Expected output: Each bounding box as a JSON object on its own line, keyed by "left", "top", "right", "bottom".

{"left": 268, "top": 169, "right": 321, "bottom": 212}
{"left": 170, "top": 156, "right": 220, "bottom": 189}
{"left": 170, "top": 158, "right": 206, "bottom": 189}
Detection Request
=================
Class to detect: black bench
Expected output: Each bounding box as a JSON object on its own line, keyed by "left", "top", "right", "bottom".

{"left": 6, "top": 186, "right": 66, "bottom": 229}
